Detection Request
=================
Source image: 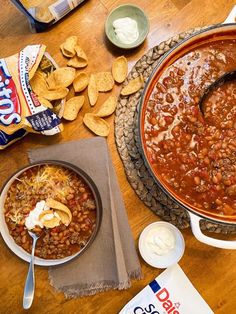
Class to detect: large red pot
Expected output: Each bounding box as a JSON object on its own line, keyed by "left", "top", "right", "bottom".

{"left": 138, "top": 14, "right": 236, "bottom": 249}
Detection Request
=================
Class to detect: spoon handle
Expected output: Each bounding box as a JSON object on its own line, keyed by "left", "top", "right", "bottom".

{"left": 23, "top": 237, "right": 37, "bottom": 309}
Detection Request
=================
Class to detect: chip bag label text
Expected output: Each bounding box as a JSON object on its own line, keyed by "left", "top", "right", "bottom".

{"left": 119, "top": 264, "right": 214, "bottom": 314}
{"left": 0, "top": 59, "right": 21, "bottom": 126}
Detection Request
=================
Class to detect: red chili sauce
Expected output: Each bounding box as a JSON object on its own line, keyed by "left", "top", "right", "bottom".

{"left": 4, "top": 165, "right": 97, "bottom": 259}
{"left": 143, "top": 40, "right": 236, "bottom": 216}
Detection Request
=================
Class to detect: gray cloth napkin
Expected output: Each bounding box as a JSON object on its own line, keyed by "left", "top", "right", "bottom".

{"left": 28, "top": 137, "right": 142, "bottom": 297}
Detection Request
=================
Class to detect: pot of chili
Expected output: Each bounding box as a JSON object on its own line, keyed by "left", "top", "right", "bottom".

{"left": 138, "top": 15, "right": 236, "bottom": 249}
{"left": 0, "top": 160, "right": 102, "bottom": 266}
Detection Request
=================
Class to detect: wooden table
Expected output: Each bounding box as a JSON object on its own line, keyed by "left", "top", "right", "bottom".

{"left": 0, "top": 0, "right": 236, "bottom": 313}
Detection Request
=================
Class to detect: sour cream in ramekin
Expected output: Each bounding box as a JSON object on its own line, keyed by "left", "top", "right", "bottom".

{"left": 113, "top": 17, "right": 139, "bottom": 44}
{"left": 139, "top": 222, "right": 185, "bottom": 268}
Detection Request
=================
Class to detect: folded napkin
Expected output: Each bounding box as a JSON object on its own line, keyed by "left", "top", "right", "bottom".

{"left": 28, "top": 137, "right": 142, "bottom": 297}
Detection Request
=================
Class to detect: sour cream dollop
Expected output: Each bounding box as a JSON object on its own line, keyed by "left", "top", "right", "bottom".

{"left": 145, "top": 227, "right": 176, "bottom": 256}
{"left": 25, "top": 200, "right": 49, "bottom": 230}
{"left": 113, "top": 17, "right": 139, "bottom": 44}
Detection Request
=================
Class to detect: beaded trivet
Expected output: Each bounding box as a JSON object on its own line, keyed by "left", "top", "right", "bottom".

{"left": 115, "top": 27, "right": 236, "bottom": 234}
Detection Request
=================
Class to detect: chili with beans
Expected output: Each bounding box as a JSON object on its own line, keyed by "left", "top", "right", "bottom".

{"left": 143, "top": 39, "right": 236, "bottom": 216}
{"left": 4, "top": 165, "right": 97, "bottom": 259}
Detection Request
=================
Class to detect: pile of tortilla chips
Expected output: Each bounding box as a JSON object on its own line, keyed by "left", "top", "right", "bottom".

{"left": 58, "top": 36, "right": 144, "bottom": 137}
{"left": 0, "top": 37, "right": 144, "bottom": 149}
{"left": 0, "top": 45, "right": 64, "bottom": 149}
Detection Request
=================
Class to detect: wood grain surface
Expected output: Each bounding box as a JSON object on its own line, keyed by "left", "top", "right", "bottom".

{"left": 0, "top": 1, "right": 236, "bottom": 313}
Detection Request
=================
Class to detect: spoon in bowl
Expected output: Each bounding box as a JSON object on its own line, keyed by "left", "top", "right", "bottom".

{"left": 199, "top": 70, "right": 236, "bottom": 116}
{"left": 23, "top": 231, "right": 40, "bottom": 310}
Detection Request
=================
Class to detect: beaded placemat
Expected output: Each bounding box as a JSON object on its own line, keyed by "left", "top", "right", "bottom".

{"left": 115, "top": 27, "right": 236, "bottom": 234}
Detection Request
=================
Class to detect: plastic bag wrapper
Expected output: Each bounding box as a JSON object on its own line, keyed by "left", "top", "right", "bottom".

{"left": 119, "top": 264, "right": 214, "bottom": 314}
{"left": 0, "top": 44, "right": 63, "bottom": 149}
{"left": 11, "top": 1, "right": 87, "bottom": 32}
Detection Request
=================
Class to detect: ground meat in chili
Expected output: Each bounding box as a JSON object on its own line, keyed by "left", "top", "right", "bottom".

{"left": 4, "top": 165, "right": 97, "bottom": 259}
{"left": 143, "top": 39, "right": 236, "bottom": 216}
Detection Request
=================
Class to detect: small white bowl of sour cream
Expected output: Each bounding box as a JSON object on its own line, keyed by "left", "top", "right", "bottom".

{"left": 139, "top": 222, "right": 185, "bottom": 268}
{"left": 105, "top": 4, "right": 149, "bottom": 49}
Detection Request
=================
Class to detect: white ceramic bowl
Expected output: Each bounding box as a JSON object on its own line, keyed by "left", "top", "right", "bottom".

{"left": 139, "top": 221, "right": 185, "bottom": 268}
{"left": 105, "top": 4, "right": 149, "bottom": 49}
{"left": 0, "top": 161, "right": 102, "bottom": 266}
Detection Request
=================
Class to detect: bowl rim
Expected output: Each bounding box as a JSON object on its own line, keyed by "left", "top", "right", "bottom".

{"left": 0, "top": 160, "right": 103, "bottom": 266}
{"left": 105, "top": 3, "right": 150, "bottom": 49}
{"left": 138, "top": 23, "right": 236, "bottom": 225}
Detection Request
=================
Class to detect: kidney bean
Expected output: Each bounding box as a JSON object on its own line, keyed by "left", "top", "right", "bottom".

{"left": 60, "top": 238, "right": 66, "bottom": 244}
{"left": 20, "top": 230, "right": 27, "bottom": 236}
{"left": 166, "top": 93, "right": 174, "bottom": 103}
{"left": 22, "top": 235, "right": 27, "bottom": 244}
{"left": 79, "top": 187, "right": 85, "bottom": 193}
{"left": 73, "top": 211, "right": 78, "bottom": 217}
{"left": 163, "top": 77, "right": 173, "bottom": 87}
{"left": 150, "top": 117, "right": 158, "bottom": 125}
{"left": 156, "top": 82, "right": 166, "bottom": 93}
{"left": 66, "top": 194, "right": 74, "bottom": 201}
{"left": 74, "top": 224, "right": 80, "bottom": 232}
{"left": 194, "top": 176, "right": 200, "bottom": 185}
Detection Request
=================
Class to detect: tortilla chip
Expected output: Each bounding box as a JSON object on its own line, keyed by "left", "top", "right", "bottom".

{"left": 63, "top": 96, "right": 84, "bottom": 121}
{"left": 30, "top": 70, "right": 48, "bottom": 96}
{"left": 121, "top": 75, "right": 144, "bottom": 96}
{"left": 60, "top": 36, "right": 78, "bottom": 58}
{"left": 46, "top": 198, "right": 72, "bottom": 222}
{"left": 43, "top": 217, "right": 61, "bottom": 228}
{"left": 39, "top": 56, "right": 53, "bottom": 73}
{"left": 43, "top": 87, "right": 69, "bottom": 101}
{"left": 67, "top": 55, "right": 88, "bottom": 68}
{"left": 94, "top": 72, "right": 114, "bottom": 92}
{"left": 88, "top": 74, "right": 98, "bottom": 106}
{"left": 53, "top": 103, "right": 62, "bottom": 116}
{"left": 35, "top": 5, "right": 54, "bottom": 23}
{"left": 66, "top": 86, "right": 75, "bottom": 100}
{"left": 95, "top": 96, "right": 117, "bottom": 117}
{"left": 73, "top": 72, "right": 89, "bottom": 92}
{"left": 38, "top": 97, "right": 53, "bottom": 109}
{"left": 112, "top": 56, "right": 128, "bottom": 83}
{"left": 83, "top": 113, "right": 110, "bottom": 137}
{"left": 39, "top": 210, "right": 54, "bottom": 221}
{"left": 47, "top": 67, "right": 76, "bottom": 89}
{"left": 55, "top": 210, "right": 70, "bottom": 226}
{"left": 75, "top": 45, "right": 88, "bottom": 62}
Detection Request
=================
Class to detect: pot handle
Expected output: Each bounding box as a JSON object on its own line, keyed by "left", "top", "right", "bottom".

{"left": 223, "top": 5, "right": 236, "bottom": 24}
{"left": 189, "top": 212, "right": 236, "bottom": 249}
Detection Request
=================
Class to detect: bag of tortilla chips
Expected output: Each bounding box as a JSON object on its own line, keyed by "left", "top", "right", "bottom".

{"left": 11, "top": 1, "right": 87, "bottom": 32}
{"left": 0, "top": 44, "right": 63, "bottom": 149}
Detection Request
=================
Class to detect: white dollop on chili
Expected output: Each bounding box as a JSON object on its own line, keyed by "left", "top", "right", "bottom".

{"left": 25, "top": 200, "right": 48, "bottom": 230}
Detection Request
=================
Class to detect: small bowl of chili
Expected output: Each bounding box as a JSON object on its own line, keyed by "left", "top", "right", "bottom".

{"left": 0, "top": 160, "right": 102, "bottom": 266}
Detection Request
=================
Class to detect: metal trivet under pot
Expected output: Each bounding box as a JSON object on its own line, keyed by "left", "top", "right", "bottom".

{"left": 115, "top": 27, "right": 236, "bottom": 234}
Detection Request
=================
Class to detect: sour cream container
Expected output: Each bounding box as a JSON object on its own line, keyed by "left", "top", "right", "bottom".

{"left": 119, "top": 264, "right": 214, "bottom": 314}
{"left": 139, "top": 222, "right": 185, "bottom": 268}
